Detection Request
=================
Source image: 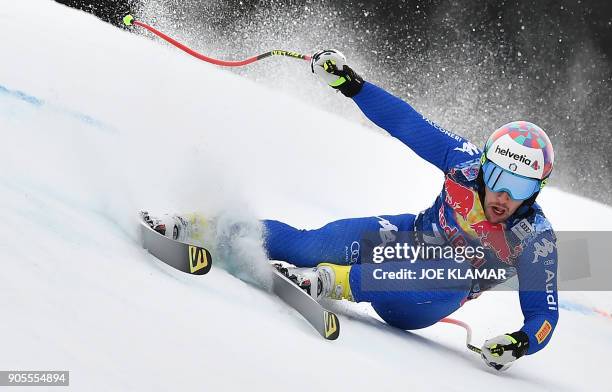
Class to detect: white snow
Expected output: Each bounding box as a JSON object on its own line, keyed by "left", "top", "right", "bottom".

{"left": 1, "top": 1, "right": 611, "bottom": 390}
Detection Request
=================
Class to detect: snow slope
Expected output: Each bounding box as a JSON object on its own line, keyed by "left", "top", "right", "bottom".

{"left": 1, "top": 1, "right": 611, "bottom": 390}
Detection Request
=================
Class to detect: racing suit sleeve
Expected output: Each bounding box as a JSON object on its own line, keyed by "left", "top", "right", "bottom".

{"left": 351, "top": 81, "right": 480, "bottom": 172}
{"left": 516, "top": 230, "right": 559, "bottom": 354}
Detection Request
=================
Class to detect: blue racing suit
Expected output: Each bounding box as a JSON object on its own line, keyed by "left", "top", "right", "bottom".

{"left": 263, "top": 82, "right": 558, "bottom": 355}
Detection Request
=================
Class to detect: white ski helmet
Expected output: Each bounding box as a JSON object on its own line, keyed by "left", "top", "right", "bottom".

{"left": 481, "top": 121, "right": 554, "bottom": 200}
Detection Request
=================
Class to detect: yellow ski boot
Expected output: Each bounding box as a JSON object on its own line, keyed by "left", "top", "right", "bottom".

{"left": 317, "top": 263, "right": 354, "bottom": 301}
{"left": 282, "top": 263, "right": 354, "bottom": 302}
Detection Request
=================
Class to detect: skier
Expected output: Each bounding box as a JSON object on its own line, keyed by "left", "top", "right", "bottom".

{"left": 148, "top": 49, "right": 558, "bottom": 371}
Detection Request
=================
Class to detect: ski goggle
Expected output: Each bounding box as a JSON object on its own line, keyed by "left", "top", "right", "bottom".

{"left": 482, "top": 161, "right": 542, "bottom": 201}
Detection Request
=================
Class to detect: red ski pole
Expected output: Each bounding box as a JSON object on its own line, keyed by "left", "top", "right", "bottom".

{"left": 122, "top": 15, "right": 312, "bottom": 67}
{"left": 440, "top": 317, "right": 482, "bottom": 355}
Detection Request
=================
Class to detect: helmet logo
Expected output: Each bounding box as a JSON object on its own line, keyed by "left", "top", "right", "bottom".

{"left": 485, "top": 121, "right": 552, "bottom": 181}
{"left": 494, "top": 145, "right": 532, "bottom": 166}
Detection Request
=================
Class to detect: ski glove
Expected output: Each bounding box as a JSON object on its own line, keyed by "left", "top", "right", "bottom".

{"left": 481, "top": 331, "right": 529, "bottom": 371}
{"left": 310, "top": 49, "right": 364, "bottom": 97}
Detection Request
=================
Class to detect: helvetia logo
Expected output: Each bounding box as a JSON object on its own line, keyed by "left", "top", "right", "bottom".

{"left": 495, "top": 145, "right": 532, "bottom": 166}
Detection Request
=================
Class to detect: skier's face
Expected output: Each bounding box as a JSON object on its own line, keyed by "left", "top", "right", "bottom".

{"left": 483, "top": 188, "right": 522, "bottom": 224}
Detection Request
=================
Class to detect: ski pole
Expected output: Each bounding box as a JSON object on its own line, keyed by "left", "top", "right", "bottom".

{"left": 122, "top": 15, "right": 312, "bottom": 67}
{"left": 440, "top": 317, "right": 482, "bottom": 355}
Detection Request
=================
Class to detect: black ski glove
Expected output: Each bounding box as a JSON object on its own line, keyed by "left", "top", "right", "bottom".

{"left": 481, "top": 330, "right": 530, "bottom": 371}
{"left": 310, "top": 49, "right": 364, "bottom": 97}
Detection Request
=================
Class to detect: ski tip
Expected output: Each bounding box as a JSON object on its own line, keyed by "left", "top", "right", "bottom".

{"left": 123, "top": 14, "right": 134, "bottom": 26}
{"left": 323, "top": 311, "right": 340, "bottom": 340}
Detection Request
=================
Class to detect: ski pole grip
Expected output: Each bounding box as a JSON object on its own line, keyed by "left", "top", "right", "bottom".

{"left": 123, "top": 14, "right": 134, "bottom": 26}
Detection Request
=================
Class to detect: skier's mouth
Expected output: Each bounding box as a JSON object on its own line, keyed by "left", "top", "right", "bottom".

{"left": 491, "top": 205, "right": 506, "bottom": 217}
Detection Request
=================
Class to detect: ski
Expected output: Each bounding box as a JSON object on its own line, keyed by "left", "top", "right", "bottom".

{"left": 138, "top": 212, "right": 339, "bottom": 340}
{"left": 272, "top": 264, "right": 340, "bottom": 340}
{"left": 139, "top": 213, "right": 212, "bottom": 275}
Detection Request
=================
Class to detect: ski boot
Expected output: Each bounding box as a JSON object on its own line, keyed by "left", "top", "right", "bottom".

{"left": 274, "top": 263, "right": 353, "bottom": 302}
{"left": 140, "top": 211, "right": 206, "bottom": 242}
